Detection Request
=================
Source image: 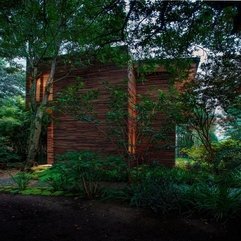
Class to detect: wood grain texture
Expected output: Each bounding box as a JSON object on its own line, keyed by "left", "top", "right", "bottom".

{"left": 53, "top": 63, "right": 128, "bottom": 158}
{"left": 136, "top": 71, "right": 175, "bottom": 167}
{"left": 26, "top": 58, "right": 198, "bottom": 167}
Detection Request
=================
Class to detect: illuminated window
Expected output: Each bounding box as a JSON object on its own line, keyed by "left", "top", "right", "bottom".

{"left": 36, "top": 78, "right": 41, "bottom": 101}
{"left": 128, "top": 66, "right": 136, "bottom": 154}
{"left": 35, "top": 74, "right": 52, "bottom": 101}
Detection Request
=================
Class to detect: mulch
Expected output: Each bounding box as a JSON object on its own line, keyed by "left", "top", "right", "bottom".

{"left": 0, "top": 193, "right": 240, "bottom": 241}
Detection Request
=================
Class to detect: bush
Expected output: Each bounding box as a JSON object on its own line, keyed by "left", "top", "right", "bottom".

{"left": 129, "top": 164, "right": 181, "bottom": 183}
{"left": 227, "top": 169, "right": 241, "bottom": 188}
{"left": 184, "top": 183, "right": 241, "bottom": 222}
{"left": 181, "top": 139, "right": 241, "bottom": 172}
{"left": 129, "top": 163, "right": 209, "bottom": 185}
{"left": 175, "top": 157, "right": 194, "bottom": 169}
{"left": 0, "top": 137, "right": 21, "bottom": 163}
{"left": 182, "top": 146, "right": 210, "bottom": 163}
{"left": 40, "top": 164, "right": 69, "bottom": 191}
{"left": 40, "top": 151, "right": 128, "bottom": 198}
{"left": 41, "top": 151, "right": 101, "bottom": 198}
{"left": 11, "top": 172, "right": 32, "bottom": 190}
{"left": 98, "top": 155, "right": 128, "bottom": 182}
{"left": 129, "top": 164, "right": 200, "bottom": 215}
{"left": 213, "top": 139, "right": 241, "bottom": 171}
{"left": 128, "top": 163, "right": 241, "bottom": 220}
{"left": 56, "top": 151, "right": 128, "bottom": 182}
{"left": 0, "top": 96, "right": 30, "bottom": 163}
{"left": 129, "top": 175, "right": 182, "bottom": 215}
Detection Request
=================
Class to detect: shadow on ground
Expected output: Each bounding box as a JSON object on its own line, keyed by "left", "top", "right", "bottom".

{"left": 0, "top": 193, "right": 240, "bottom": 241}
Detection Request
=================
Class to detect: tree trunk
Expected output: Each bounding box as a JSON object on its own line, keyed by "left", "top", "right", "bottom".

{"left": 25, "top": 58, "right": 56, "bottom": 169}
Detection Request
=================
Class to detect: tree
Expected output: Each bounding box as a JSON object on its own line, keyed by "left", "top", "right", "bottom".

{"left": 0, "top": 58, "right": 27, "bottom": 164}
{"left": 0, "top": 0, "right": 127, "bottom": 167}
{"left": 173, "top": 50, "right": 241, "bottom": 165}
{"left": 0, "top": 59, "right": 25, "bottom": 99}
{"left": 56, "top": 78, "right": 177, "bottom": 166}
{"left": 124, "top": 1, "right": 239, "bottom": 58}
{"left": 0, "top": 96, "right": 30, "bottom": 163}
{"left": 0, "top": 0, "right": 240, "bottom": 167}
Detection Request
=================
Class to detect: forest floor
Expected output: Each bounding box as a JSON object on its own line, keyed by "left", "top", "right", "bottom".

{"left": 0, "top": 170, "right": 241, "bottom": 241}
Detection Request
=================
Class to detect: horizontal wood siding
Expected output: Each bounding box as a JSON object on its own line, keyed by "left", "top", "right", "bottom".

{"left": 26, "top": 58, "right": 197, "bottom": 166}
{"left": 136, "top": 72, "right": 175, "bottom": 167}
{"left": 53, "top": 63, "right": 128, "bottom": 158}
{"left": 47, "top": 121, "right": 54, "bottom": 164}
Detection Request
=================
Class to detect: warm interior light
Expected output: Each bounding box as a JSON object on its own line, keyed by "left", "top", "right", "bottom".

{"left": 36, "top": 74, "right": 52, "bottom": 101}
{"left": 35, "top": 78, "right": 41, "bottom": 101}
{"left": 128, "top": 65, "right": 136, "bottom": 154}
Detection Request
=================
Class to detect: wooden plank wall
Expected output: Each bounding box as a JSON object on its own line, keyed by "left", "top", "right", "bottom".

{"left": 47, "top": 121, "right": 54, "bottom": 164}
{"left": 52, "top": 62, "right": 176, "bottom": 166}
{"left": 127, "top": 63, "right": 137, "bottom": 155}
{"left": 53, "top": 63, "right": 128, "bottom": 158}
{"left": 136, "top": 71, "right": 175, "bottom": 167}
{"left": 26, "top": 59, "right": 198, "bottom": 166}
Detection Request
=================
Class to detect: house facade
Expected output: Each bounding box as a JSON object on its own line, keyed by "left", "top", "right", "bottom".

{"left": 26, "top": 58, "right": 198, "bottom": 166}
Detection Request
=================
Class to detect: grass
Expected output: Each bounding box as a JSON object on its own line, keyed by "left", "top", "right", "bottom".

{"left": 0, "top": 185, "right": 67, "bottom": 196}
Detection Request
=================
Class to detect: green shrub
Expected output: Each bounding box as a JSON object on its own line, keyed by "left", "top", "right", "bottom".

{"left": 40, "top": 151, "right": 128, "bottom": 198}
{"left": 11, "top": 172, "right": 32, "bottom": 190}
{"left": 213, "top": 139, "right": 241, "bottom": 171}
{"left": 129, "top": 176, "right": 182, "bottom": 214}
{"left": 0, "top": 137, "right": 21, "bottom": 163}
{"left": 0, "top": 97, "right": 30, "bottom": 162}
{"left": 40, "top": 165, "right": 69, "bottom": 191}
{"left": 179, "top": 169, "right": 207, "bottom": 185}
{"left": 181, "top": 139, "right": 241, "bottom": 173}
{"left": 129, "top": 164, "right": 180, "bottom": 183}
{"left": 128, "top": 163, "right": 241, "bottom": 220}
{"left": 184, "top": 183, "right": 241, "bottom": 222}
{"left": 129, "top": 164, "right": 199, "bottom": 214}
{"left": 175, "top": 157, "right": 194, "bottom": 169}
{"left": 182, "top": 146, "right": 210, "bottom": 163}
{"left": 99, "top": 155, "right": 128, "bottom": 182}
{"left": 227, "top": 169, "right": 241, "bottom": 188}
{"left": 129, "top": 163, "right": 209, "bottom": 185}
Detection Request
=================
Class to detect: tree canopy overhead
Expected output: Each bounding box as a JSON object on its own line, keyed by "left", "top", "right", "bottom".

{"left": 0, "top": 0, "right": 240, "bottom": 166}
{"left": 0, "top": 59, "right": 25, "bottom": 99}
{"left": 0, "top": 0, "right": 240, "bottom": 62}
{"left": 0, "top": 0, "right": 128, "bottom": 67}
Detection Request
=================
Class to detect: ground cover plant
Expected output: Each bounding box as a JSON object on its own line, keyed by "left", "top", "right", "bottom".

{"left": 18, "top": 150, "right": 238, "bottom": 223}
{"left": 39, "top": 151, "right": 128, "bottom": 199}
{"left": 0, "top": 147, "right": 241, "bottom": 241}
{"left": 128, "top": 163, "right": 241, "bottom": 222}
{"left": 10, "top": 172, "right": 32, "bottom": 191}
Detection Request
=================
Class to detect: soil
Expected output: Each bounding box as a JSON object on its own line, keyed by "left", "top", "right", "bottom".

{"left": 0, "top": 169, "right": 241, "bottom": 241}
{"left": 0, "top": 193, "right": 240, "bottom": 241}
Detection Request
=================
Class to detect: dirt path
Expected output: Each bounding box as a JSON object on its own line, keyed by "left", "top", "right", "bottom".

{"left": 0, "top": 193, "right": 239, "bottom": 241}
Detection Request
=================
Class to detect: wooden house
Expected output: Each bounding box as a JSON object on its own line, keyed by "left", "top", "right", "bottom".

{"left": 26, "top": 57, "right": 198, "bottom": 167}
